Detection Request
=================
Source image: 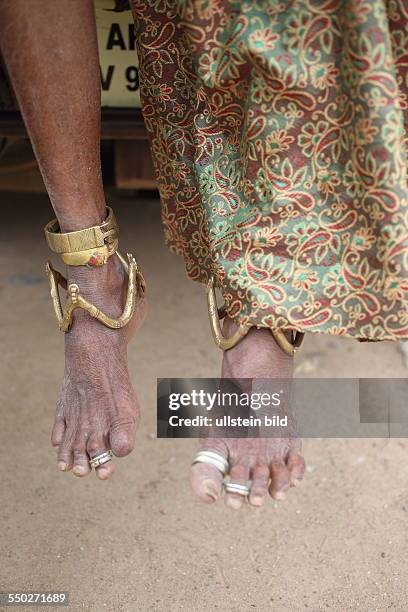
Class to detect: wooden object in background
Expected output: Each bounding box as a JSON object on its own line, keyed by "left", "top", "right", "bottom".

{"left": 114, "top": 139, "right": 156, "bottom": 189}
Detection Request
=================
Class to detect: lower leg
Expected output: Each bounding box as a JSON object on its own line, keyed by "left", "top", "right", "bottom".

{"left": 0, "top": 0, "right": 105, "bottom": 229}
{"left": 0, "top": 0, "right": 146, "bottom": 479}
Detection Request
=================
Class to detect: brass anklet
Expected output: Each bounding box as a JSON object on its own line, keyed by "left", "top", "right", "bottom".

{"left": 46, "top": 252, "right": 146, "bottom": 332}
{"left": 44, "top": 206, "right": 118, "bottom": 267}
{"left": 206, "top": 276, "right": 304, "bottom": 357}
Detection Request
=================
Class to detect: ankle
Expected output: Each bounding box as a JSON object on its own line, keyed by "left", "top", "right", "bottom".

{"left": 66, "top": 254, "right": 124, "bottom": 299}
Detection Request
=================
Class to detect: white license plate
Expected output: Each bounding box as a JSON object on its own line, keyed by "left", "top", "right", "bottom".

{"left": 95, "top": 0, "right": 141, "bottom": 108}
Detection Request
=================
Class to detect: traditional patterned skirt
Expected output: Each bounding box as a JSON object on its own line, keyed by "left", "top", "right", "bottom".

{"left": 131, "top": 0, "right": 408, "bottom": 341}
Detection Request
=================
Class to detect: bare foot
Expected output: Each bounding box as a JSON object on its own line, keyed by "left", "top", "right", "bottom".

{"left": 191, "top": 317, "right": 305, "bottom": 508}
{"left": 51, "top": 255, "right": 147, "bottom": 480}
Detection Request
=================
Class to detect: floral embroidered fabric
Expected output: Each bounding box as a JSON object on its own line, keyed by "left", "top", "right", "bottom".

{"left": 132, "top": 0, "right": 408, "bottom": 340}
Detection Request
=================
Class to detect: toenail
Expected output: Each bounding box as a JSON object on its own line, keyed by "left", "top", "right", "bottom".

{"left": 58, "top": 462, "right": 67, "bottom": 471}
{"left": 225, "top": 497, "right": 242, "bottom": 510}
{"left": 73, "top": 465, "right": 87, "bottom": 476}
{"left": 97, "top": 468, "right": 110, "bottom": 480}
{"left": 292, "top": 478, "right": 301, "bottom": 487}
{"left": 202, "top": 479, "right": 219, "bottom": 501}
{"left": 274, "top": 491, "right": 286, "bottom": 500}
{"left": 251, "top": 495, "right": 264, "bottom": 506}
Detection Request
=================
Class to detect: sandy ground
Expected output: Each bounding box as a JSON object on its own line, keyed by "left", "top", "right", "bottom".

{"left": 1, "top": 192, "right": 408, "bottom": 612}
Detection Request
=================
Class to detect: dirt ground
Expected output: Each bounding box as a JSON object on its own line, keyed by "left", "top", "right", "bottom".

{"left": 1, "top": 192, "right": 408, "bottom": 612}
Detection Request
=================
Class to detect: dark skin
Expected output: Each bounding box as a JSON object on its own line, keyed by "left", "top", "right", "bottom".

{"left": 192, "top": 318, "right": 305, "bottom": 509}
{"left": 0, "top": 0, "right": 304, "bottom": 505}
{"left": 0, "top": 0, "right": 146, "bottom": 480}
{"left": 0, "top": 1, "right": 104, "bottom": 230}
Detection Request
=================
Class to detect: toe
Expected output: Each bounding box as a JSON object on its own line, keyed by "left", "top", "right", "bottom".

{"left": 269, "top": 462, "right": 290, "bottom": 500}
{"left": 190, "top": 463, "right": 223, "bottom": 504}
{"left": 57, "top": 436, "right": 74, "bottom": 472}
{"left": 72, "top": 436, "right": 91, "bottom": 478}
{"left": 56, "top": 423, "right": 75, "bottom": 471}
{"left": 249, "top": 464, "right": 270, "bottom": 507}
{"left": 96, "top": 461, "right": 115, "bottom": 480}
{"left": 286, "top": 451, "right": 305, "bottom": 487}
{"left": 51, "top": 417, "right": 66, "bottom": 447}
{"left": 87, "top": 436, "right": 114, "bottom": 481}
{"left": 109, "top": 417, "right": 136, "bottom": 458}
{"left": 225, "top": 463, "right": 250, "bottom": 510}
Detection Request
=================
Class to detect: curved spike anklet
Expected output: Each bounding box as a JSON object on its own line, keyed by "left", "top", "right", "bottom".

{"left": 46, "top": 252, "right": 146, "bottom": 332}
{"left": 206, "top": 276, "right": 304, "bottom": 357}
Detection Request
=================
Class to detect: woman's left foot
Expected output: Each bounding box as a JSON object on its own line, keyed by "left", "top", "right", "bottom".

{"left": 191, "top": 317, "right": 305, "bottom": 508}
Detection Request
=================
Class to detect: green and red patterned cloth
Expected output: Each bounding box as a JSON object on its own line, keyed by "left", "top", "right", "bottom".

{"left": 132, "top": 0, "right": 408, "bottom": 341}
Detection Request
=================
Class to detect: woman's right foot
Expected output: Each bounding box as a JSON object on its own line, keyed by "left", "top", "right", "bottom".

{"left": 51, "top": 255, "right": 147, "bottom": 480}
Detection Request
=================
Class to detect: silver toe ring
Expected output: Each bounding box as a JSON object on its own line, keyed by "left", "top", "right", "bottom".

{"left": 192, "top": 450, "right": 229, "bottom": 476}
{"left": 89, "top": 450, "right": 113, "bottom": 469}
{"left": 223, "top": 481, "right": 251, "bottom": 497}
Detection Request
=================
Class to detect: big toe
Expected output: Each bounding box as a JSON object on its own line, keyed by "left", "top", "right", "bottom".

{"left": 190, "top": 463, "right": 223, "bottom": 503}
{"left": 109, "top": 418, "right": 136, "bottom": 458}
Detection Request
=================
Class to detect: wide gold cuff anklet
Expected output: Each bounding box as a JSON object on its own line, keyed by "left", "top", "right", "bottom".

{"left": 206, "top": 276, "right": 304, "bottom": 357}
{"left": 46, "top": 252, "right": 146, "bottom": 332}
{"left": 44, "top": 206, "right": 118, "bottom": 267}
